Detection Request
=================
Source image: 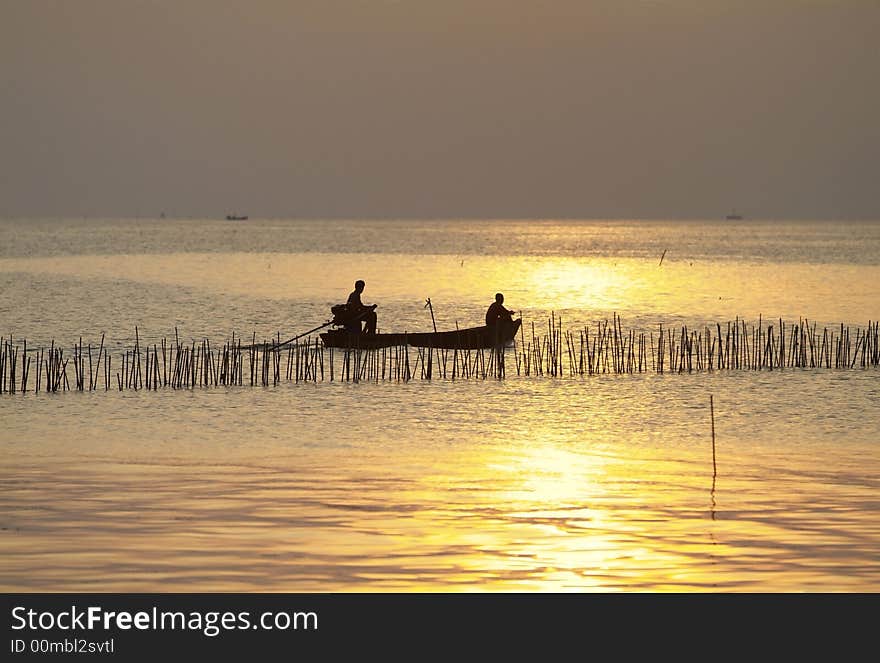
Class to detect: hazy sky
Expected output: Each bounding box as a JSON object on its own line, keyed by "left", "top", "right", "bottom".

{"left": 2, "top": 1, "right": 878, "bottom": 219}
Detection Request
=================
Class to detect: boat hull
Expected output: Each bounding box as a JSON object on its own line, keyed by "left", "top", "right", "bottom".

{"left": 320, "top": 319, "right": 522, "bottom": 350}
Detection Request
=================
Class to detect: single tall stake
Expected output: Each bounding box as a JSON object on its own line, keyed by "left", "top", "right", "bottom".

{"left": 710, "top": 394, "right": 717, "bottom": 478}
{"left": 425, "top": 298, "right": 438, "bottom": 333}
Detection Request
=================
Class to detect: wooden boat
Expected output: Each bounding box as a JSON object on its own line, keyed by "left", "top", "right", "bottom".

{"left": 226, "top": 214, "right": 248, "bottom": 220}
{"left": 320, "top": 319, "right": 522, "bottom": 350}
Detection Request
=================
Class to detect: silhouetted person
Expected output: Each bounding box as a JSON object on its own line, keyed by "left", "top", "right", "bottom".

{"left": 485, "top": 292, "right": 514, "bottom": 327}
{"left": 346, "top": 279, "right": 378, "bottom": 334}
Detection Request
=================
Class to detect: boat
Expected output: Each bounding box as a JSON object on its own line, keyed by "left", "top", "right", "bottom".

{"left": 725, "top": 208, "right": 744, "bottom": 220}
{"left": 226, "top": 214, "right": 248, "bottom": 220}
{"left": 320, "top": 319, "right": 522, "bottom": 350}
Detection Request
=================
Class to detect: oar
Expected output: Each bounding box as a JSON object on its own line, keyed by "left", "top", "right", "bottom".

{"left": 244, "top": 308, "right": 373, "bottom": 351}
{"left": 263, "top": 320, "right": 335, "bottom": 351}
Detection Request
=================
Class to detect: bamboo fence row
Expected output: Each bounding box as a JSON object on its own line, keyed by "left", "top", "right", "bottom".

{"left": 1, "top": 316, "right": 877, "bottom": 395}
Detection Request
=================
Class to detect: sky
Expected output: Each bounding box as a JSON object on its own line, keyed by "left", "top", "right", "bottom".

{"left": 1, "top": 1, "right": 878, "bottom": 220}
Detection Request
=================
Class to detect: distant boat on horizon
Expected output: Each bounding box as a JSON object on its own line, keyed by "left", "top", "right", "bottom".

{"left": 225, "top": 214, "right": 248, "bottom": 221}
{"left": 725, "top": 209, "right": 744, "bottom": 220}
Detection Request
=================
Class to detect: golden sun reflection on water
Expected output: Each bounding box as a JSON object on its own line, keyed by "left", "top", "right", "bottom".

{"left": 390, "top": 421, "right": 729, "bottom": 592}
{"left": 518, "top": 260, "right": 639, "bottom": 312}
{"left": 453, "top": 469, "right": 708, "bottom": 590}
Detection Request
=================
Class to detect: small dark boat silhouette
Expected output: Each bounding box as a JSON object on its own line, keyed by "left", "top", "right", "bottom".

{"left": 321, "top": 322, "right": 521, "bottom": 350}
{"left": 226, "top": 214, "right": 248, "bottom": 220}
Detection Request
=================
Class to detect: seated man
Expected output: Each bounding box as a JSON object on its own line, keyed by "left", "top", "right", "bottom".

{"left": 345, "top": 279, "right": 378, "bottom": 334}
{"left": 485, "top": 292, "right": 514, "bottom": 327}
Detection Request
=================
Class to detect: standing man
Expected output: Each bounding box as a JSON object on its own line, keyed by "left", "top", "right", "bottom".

{"left": 346, "top": 279, "right": 378, "bottom": 334}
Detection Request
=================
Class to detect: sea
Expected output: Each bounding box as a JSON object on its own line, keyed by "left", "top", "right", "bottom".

{"left": 1, "top": 217, "right": 878, "bottom": 591}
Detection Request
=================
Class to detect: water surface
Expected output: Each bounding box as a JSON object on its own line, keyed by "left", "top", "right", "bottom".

{"left": 1, "top": 218, "right": 878, "bottom": 591}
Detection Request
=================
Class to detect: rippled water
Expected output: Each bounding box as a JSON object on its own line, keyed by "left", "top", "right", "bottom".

{"left": 1, "top": 218, "right": 878, "bottom": 591}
